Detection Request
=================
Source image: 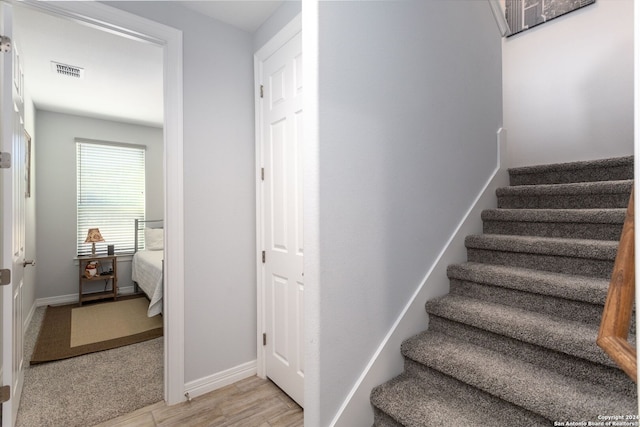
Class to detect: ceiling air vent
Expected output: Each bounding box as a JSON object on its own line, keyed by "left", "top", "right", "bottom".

{"left": 51, "top": 61, "right": 84, "bottom": 79}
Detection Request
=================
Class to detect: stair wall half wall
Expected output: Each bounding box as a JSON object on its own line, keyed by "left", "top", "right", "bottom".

{"left": 330, "top": 129, "right": 509, "bottom": 427}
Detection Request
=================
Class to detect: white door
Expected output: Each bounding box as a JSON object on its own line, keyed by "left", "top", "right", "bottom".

{"left": 0, "top": 2, "right": 25, "bottom": 425}
{"left": 260, "top": 30, "right": 304, "bottom": 407}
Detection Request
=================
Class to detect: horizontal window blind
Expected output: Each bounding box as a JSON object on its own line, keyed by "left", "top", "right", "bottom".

{"left": 77, "top": 140, "right": 145, "bottom": 256}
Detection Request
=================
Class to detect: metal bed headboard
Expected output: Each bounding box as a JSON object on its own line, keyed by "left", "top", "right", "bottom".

{"left": 134, "top": 219, "right": 164, "bottom": 252}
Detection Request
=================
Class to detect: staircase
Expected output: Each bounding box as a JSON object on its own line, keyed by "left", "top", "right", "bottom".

{"left": 371, "top": 156, "right": 637, "bottom": 426}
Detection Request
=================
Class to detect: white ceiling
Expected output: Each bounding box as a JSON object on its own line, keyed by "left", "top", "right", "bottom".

{"left": 13, "top": 1, "right": 284, "bottom": 128}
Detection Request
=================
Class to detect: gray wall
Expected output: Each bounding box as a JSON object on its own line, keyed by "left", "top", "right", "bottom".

{"left": 35, "top": 110, "right": 163, "bottom": 299}
{"left": 24, "top": 92, "right": 36, "bottom": 324}
{"left": 105, "top": 2, "right": 258, "bottom": 383}
{"left": 503, "top": 0, "right": 633, "bottom": 167}
{"left": 253, "top": 1, "right": 301, "bottom": 52}
{"left": 307, "top": 1, "right": 502, "bottom": 424}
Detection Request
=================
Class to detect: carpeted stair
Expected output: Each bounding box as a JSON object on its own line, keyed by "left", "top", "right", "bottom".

{"left": 371, "top": 156, "right": 637, "bottom": 426}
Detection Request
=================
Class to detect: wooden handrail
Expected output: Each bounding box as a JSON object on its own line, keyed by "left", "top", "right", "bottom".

{"left": 597, "top": 188, "right": 637, "bottom": 382}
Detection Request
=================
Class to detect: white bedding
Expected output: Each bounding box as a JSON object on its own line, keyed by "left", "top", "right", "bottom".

{"left": 132, "top": 250, "right": 163, "bottom": 317}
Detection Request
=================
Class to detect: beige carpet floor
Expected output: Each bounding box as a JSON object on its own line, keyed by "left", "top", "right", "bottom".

{"left": 16, "top": 305, "right": 163, "bottom": 427}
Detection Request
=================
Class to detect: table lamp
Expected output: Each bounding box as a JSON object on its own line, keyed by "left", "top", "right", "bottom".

{"left": 84, "top": 228, "right": 105, "bottom": 254}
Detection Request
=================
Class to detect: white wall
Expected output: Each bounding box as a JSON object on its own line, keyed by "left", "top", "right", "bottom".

{"left": 307, "top": 1, "right": 502, "bottom": 425}
{"left": 503, "top": 0, "right": 633, "bottom": 167}
{"left": 35, "top": 110, "right": 163, "bottom": 300}
{"left": 104, "top": 2, "right": 258, "bottom": 384}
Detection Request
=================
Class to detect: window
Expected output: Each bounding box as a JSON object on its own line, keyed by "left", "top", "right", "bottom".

{"left": 76, "top": 139, "right": 145, "bottom": 256}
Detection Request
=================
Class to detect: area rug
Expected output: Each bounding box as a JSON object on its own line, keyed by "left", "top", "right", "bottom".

{"left": 30, "top": 296, "right": 162, "bottom": 364}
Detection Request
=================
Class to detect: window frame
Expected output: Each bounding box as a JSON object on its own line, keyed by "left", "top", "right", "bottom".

{"left": 76, "top": 138, "right": 146, "bottom": 256}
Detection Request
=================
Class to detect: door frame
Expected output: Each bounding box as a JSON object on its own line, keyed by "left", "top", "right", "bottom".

{"left": 1, "top": 3, "right": 26, "bottom": 422}
{"left": 16, "top": 0, "right": 185, "bottom": 405}
{"left": 254, "top": 13, "right": 302, "bottom": 379}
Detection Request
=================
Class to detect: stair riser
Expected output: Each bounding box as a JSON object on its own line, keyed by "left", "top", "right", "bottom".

{"left": 402, "top": 331, "right": 637, "bottom": 421}
{"left": 447, "top": 263, "right": 609, "bottom": 306}
{"left": 483, "top": 220, "right": 623, "bottom": 241}
{"left": 425, "top": 296, "right": 615, "bottom": 367}
{"left": 466, "top": 248, "right": 614, "bottom": 279}
{"left": 449, "top": 279, "right": 605, "bottom": 326}
{"left": 425, "top": 316, "right": 636, "bottom": 396}
{"left": 497, "top": 193, "right": 630, "bottom": 209}
{"left": 509, "top": 165, "right": 633, "bottom": 186}
{"left": 373, "top": 408, "right": 403, "bottom": 427}
{"left": 449, "top": 280, "right": 636, "bottom": 333}
{"left": 402, "top": 359, "right": 550, "bottom": 426}
{"left": 371, "top": 372, "right": 547, "bottom": 427}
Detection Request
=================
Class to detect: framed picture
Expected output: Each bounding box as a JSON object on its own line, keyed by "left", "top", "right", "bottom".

{"left": 505, "top": 0, "right": 596, "bottom": 37}
{"left": 25, "top": 130, "right": 31, "bottom": 198}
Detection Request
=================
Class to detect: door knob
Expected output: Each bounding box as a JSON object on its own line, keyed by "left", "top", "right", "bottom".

{"left": 22, "top": 259, "right": 35, "bottom": 268}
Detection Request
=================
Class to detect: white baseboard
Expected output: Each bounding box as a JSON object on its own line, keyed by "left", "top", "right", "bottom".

{"left": 24, "top": 300, "right": 36, "bottom": 332}
{"left": 36, "top": 286, "right": 137, "bottom": 307}
{"left": 184, "top": 360, "right": 257, "bottom": 400}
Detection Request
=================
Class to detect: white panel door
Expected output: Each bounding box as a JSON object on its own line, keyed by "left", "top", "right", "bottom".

{"left": 1, "top": 2, "right": 25, "bottom": 425}
{"left": 262, "top": 31, "right": 303, "bottom": 407}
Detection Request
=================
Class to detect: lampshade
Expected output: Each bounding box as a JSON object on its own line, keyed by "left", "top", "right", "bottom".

{"left": 84, "top": 228, "right": 105, "bottom": 243}
{"left": 85, "top": 228, "right": 105, "bottom": 255}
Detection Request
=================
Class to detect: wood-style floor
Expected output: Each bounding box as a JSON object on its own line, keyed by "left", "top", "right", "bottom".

{"left": 94, "top": 376, "right": 303, "bottom": 427}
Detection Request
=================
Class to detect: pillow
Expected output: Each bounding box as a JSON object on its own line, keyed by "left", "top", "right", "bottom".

{"left": 145, "top": 227, "right": 164, "bottom": 251}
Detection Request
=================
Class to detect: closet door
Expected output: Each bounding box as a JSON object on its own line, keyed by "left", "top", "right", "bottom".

{"left": 260, "top": 29, "right": 304, "bottom": 407}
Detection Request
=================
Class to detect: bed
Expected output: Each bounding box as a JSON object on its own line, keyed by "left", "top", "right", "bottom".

{"left": 132, "top": 219, "right": 164, "bottom": 317}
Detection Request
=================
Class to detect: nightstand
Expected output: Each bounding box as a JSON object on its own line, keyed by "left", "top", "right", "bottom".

{"left": 78, "top": 254, "right": 118, "bottom": 305}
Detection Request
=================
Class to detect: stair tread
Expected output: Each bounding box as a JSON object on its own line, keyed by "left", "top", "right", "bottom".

{"left": 401, "top": 330, "right": 637, "bottom": 421}
{"left": 447, "top": 262, "right": 608, "bottom": 305}
{"left": 465, "top": 234, "right": 618, "bottom": 259}
{"left": 425, "top": 294, "right": 631, "bottom": 366}
{"left": 496, "top": 179, "right": 633, "bottom": 196}
{"left": 508, "top": 156, "right": 633, "bottom": 177}
{"left": 371, "top": 374, "right": 547, "bottom": 427}
{"left": 481, "top": 208, "right": 625, "bottom": 224}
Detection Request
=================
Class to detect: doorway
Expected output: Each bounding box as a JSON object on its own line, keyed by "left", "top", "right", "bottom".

{"left": 13, "top": 4, "right": 165, "bottom": 424}
{"left": 1, "top": 1, "right": 184, "bottom": 424}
